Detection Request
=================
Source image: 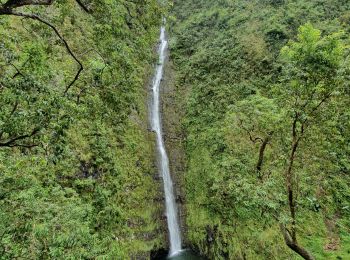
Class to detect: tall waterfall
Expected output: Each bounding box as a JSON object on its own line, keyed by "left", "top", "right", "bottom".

{"left": 151, "top": 25, "right": 182, "bottom": 256}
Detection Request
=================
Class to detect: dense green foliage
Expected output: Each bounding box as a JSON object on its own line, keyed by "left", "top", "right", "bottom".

{"left": 170, "top": 0, "right": 350, "bottom": 259}
{"left": 2, "top": 0, "right": 350, "bottom": 258}
{"left": 0, "top": 0, "right": 166, "bottom": 258}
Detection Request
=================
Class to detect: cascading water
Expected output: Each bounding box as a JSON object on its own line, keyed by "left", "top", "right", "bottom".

{"left": 151, "top": 25, "right": 182, "bottom": 256}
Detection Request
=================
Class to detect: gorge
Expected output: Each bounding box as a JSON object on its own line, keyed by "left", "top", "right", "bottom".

{"left": 0, "top": 0, "right": 350, "bottom": 259}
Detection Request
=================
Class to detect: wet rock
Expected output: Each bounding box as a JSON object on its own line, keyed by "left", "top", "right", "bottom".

{"left": 150, "top": 248, "right": 168, "bottom": 260}
{"left": 206, "top": 225, "right": 218, "bottom": 245}
{"left": 176, "top": 195, "right": 184, "bottom": 204}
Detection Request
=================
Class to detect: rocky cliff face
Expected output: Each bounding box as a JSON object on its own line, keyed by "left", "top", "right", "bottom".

{"left": 160, "top": 39, "right": 189, "bottom": 248}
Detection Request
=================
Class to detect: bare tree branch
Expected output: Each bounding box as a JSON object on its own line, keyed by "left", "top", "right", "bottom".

{"left": 0, "top": 62, "right": 25, "bottom": 78}
{"left": 10, "top": 62, "right": 24, "bottom": 78}
{"left": 0, "top": 128, "right": 39, "bottom": 147}
{"left": 2, "top": 0, "right": 92, "bottom": 12}
{"left": 0, "top": 10, "right": 84, "bottom": 93}
{"left": 75, "top": 0, "right": 91, "bottom": 13}
{"left": 3, "top": 0, "right": 54, "bottom": 9}
{"left": 256, "top": 132, "right": 273, "bottom": 174}
{"left": 238, "top": 119, "right": 264, "bottom": 143}
{"left": 0, "top": 0, "right": 91, "bottom": 94}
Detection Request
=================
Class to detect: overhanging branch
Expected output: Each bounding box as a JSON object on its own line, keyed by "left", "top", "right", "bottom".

{"left": 0, "top": 10, "right": 84, "bottom": 93}
{"left": 0, "top": 0, "right": 90, "bottom": 94}
{"left": 3, "top": 0, "right": 54, "bottom": 9}
{"left": 0, "top": 128, "right": 40, "bottom": 147}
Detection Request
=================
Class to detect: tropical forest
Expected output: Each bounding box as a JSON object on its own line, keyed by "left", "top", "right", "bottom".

{"left": 0, "top": 0, "right": 349, "bottom": 259}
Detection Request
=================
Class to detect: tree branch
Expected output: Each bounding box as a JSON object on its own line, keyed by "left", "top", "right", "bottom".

{"left": 74, "top": 0, "right": 91, "bottom": 13}
{"left": 0, "top": 10, "right": 84, "bottom": 94}
{"left": 0, "top": 0, "right": 89, "bottom": 94}
{"left": 0, "top": 62, "right": 25, "bottom": 78}
{"left": 0, "top": 128, "right": 39, "bottom": 147}
{"left": 238, "top": 119, "right": 264, "bottom": 143}
{"left": 10, "top": 62, "right": 24, "bottom": 78}
{"left": 3, "top": 0, "right": 54, "bottom": 9}
{"left": 256, "top": 132, "right": 273, "bottom": 174}
{"left": 280, "top": 224, "right": 315, "bottom": 260}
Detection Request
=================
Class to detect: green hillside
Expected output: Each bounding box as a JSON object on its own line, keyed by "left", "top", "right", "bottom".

{"left": 169, "top": 0, "right": 350, "bottom": 259}
{"left": 1, "top": 0, "right": 350, "bottom": 259}
{"left": 0, "top": 0, "right": 166, "bottom": 258}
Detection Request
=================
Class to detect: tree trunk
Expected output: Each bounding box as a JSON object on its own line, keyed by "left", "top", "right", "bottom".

{"left": 286, "top": 138, "right": 298, "bottom": 241}
{"left": 281, "top": 116, "right": 314, "bottom": 260}
{"left": 256, "top": 134, "right": 271, "bottom": 174}
{"left": 280, "top": 224, "right": 315, "bottom": 260}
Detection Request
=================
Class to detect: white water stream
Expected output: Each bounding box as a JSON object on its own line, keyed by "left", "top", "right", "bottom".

{"left": 151, "top": 25, "right": 182, "bottom": 256}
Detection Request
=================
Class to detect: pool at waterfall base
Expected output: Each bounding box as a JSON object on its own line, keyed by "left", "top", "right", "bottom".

{"left": 151, "top": 249, "right": 204, "bottom": 260}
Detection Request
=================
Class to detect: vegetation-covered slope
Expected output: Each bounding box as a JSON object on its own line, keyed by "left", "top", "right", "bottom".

{"left": 0, "top": 0, "right": 166, "bottom": 258}
{"left": 170, "top": 0, "right": 350, "bottom": 259}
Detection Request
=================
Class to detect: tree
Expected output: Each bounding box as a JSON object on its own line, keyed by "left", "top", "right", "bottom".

{"left": 277, "top": 23, "right": 347, "bottom": 260}
{"left": 228, "top": 94, "right": 283, "bottom": 179}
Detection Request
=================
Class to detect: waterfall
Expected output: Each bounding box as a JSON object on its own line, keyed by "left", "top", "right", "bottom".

{"left": 151, "top": 25, "right": 182, "bottom": 256}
